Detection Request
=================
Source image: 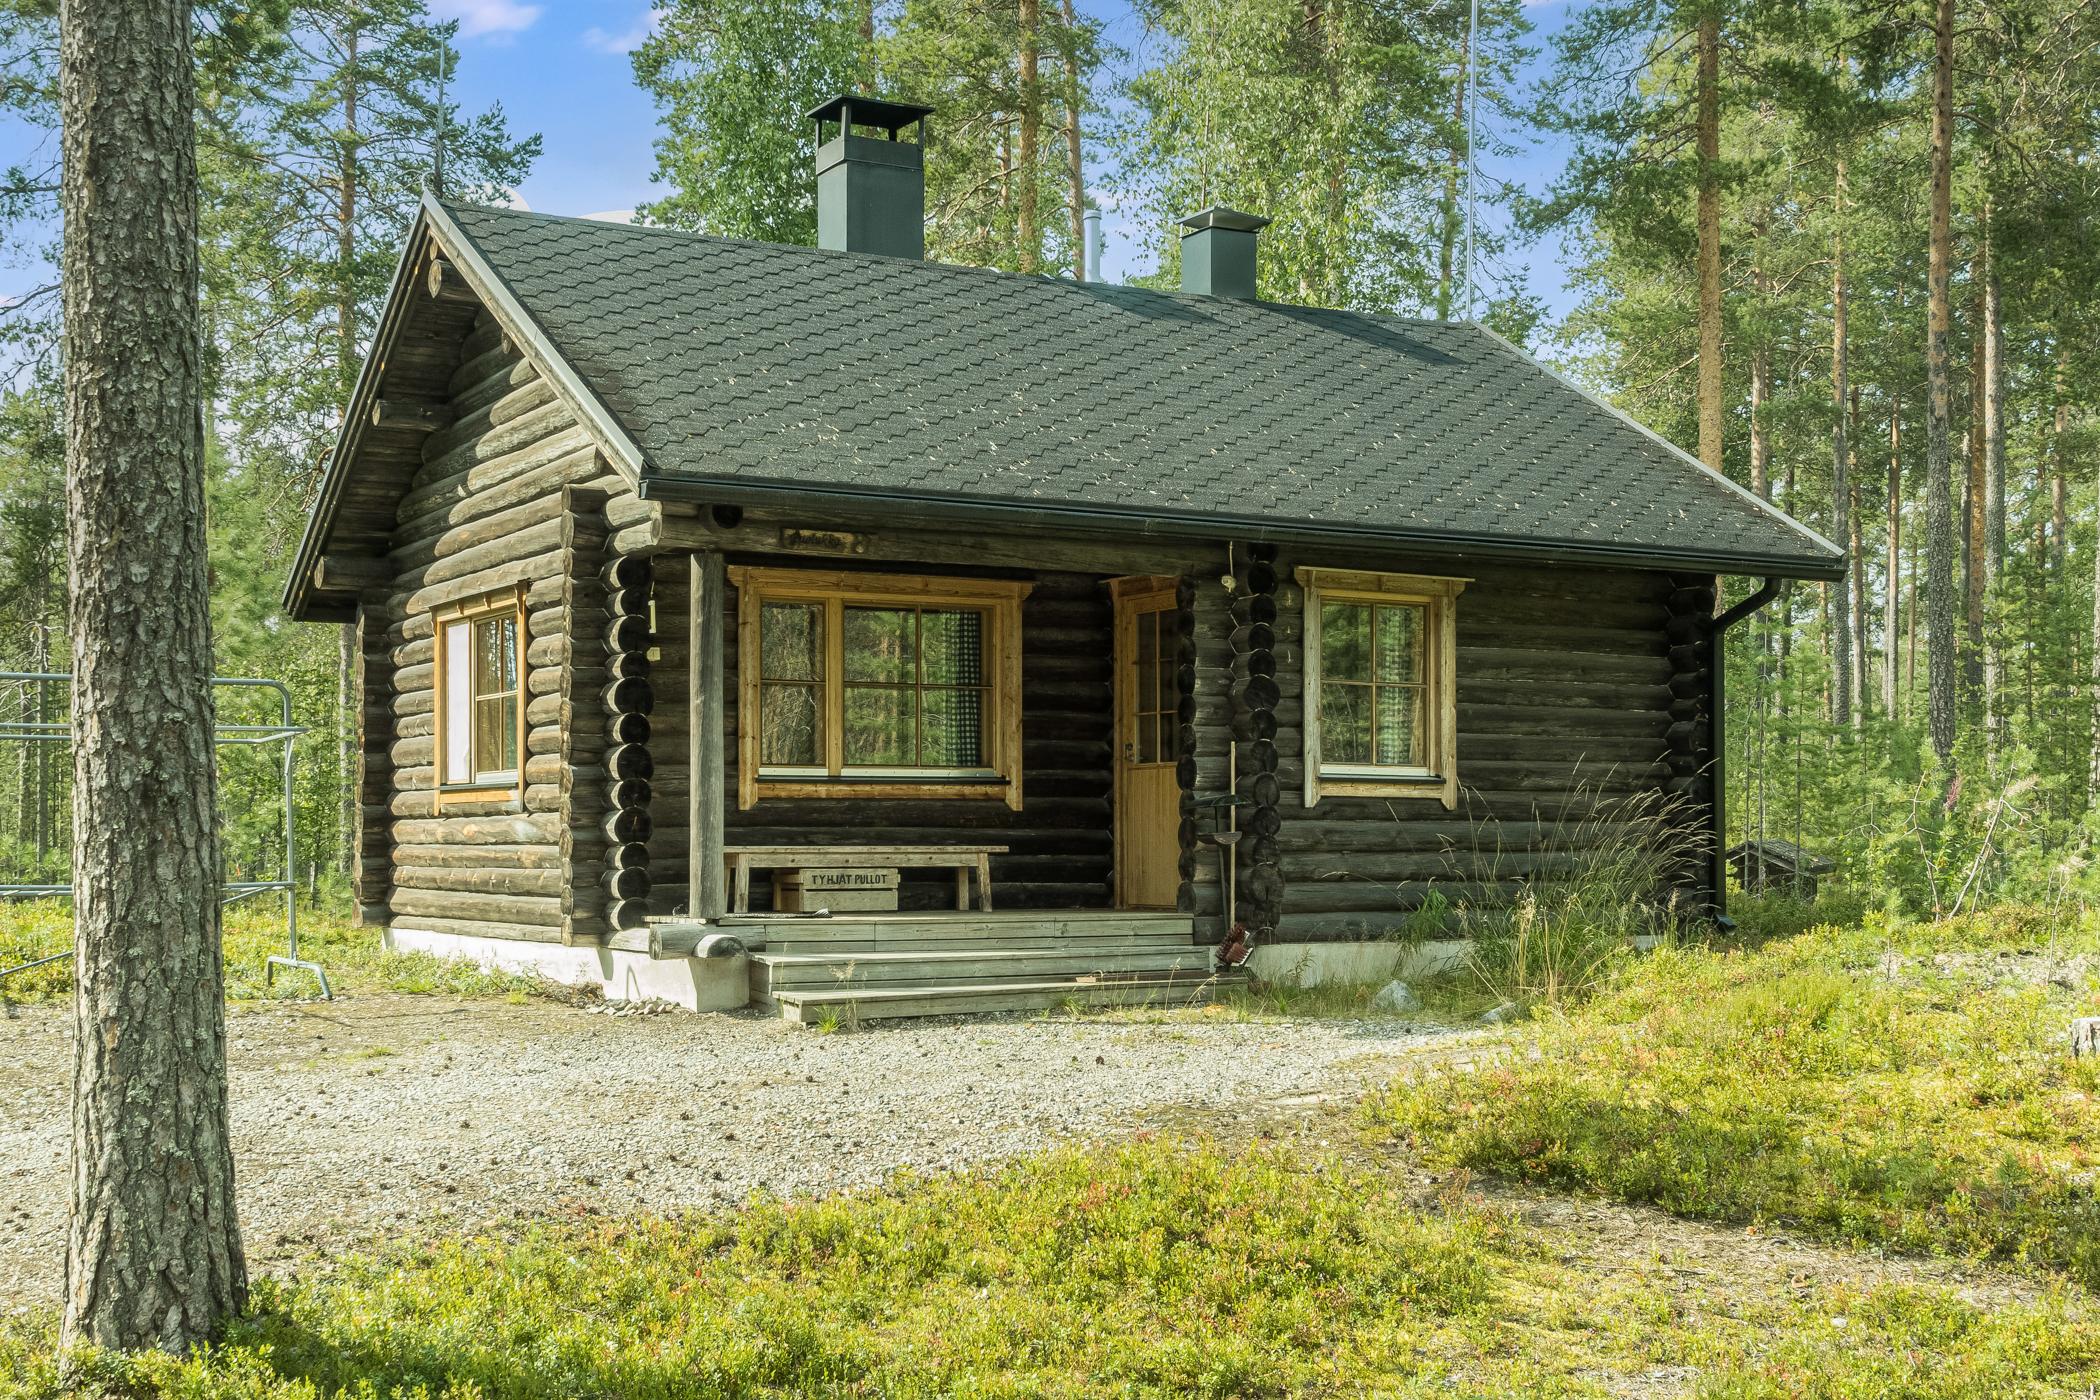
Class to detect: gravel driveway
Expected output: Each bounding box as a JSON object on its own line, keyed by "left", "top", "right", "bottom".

{"left": 0, "top": 994, "right": 1450, "bottom": 1312}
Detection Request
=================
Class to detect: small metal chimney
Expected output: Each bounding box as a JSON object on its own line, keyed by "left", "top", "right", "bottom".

{"left": 1178, "top": 206, "right": 1270, "bottom": 299}
{"left": 810, "top": 94, "right": 933, "bottom": 260}
{"left": 1082, "top": 207, "right": 1103, "bottom": 282}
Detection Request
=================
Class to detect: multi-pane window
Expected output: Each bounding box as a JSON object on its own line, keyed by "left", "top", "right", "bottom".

{"left": 1298, "top": 568, "right": 1466, "bottom": 809}
{"left": 1130, "top": 605, "right": 1180, "bottom": 765}
{"left": 1318, "top": 599, "right": 1425, "bottom": 768}
{"left": 733, "top": 568, "right": 1031, "bottom": 808}
{"left": 437, "top": 593, "right": 525, "bottom": 793}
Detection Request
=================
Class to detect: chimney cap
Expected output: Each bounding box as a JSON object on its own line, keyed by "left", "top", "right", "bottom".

{"left": 809, "top": 94, "right": 934, "bottom": 138}
{"left": 1178, "top": 206, "right": 1271, "bottom": 234}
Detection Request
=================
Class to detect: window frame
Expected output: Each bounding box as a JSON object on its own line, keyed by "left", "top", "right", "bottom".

{"left": 728, "top": 566, "right": 1032, "bottom": 810}
{"left": 1297, "top": 567, "right": 1467, "bottom": 810}
{"left": 432, "top": 587, "right": 529, "bottom": 806}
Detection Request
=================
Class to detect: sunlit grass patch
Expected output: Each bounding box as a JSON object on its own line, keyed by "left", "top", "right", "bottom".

{"left": 1373, "top": 909, "right": 2100, "bottom": 1287}
{"left": 0, "top": 900, "right": 576, "bottom": 1006}
{"left": 3, "top": 1136, "right": 2095, "bottom": 1398}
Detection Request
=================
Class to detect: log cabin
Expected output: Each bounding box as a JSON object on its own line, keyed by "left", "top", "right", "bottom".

{"left": 284, "top": 97, "right": 1842, "bottom": 1019}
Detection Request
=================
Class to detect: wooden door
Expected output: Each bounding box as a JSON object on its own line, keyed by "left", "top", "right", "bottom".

{"left": 1114, "top": 583, "right": 1181, "bottom": 909}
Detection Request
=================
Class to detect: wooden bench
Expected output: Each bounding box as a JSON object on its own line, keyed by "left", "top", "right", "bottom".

{"left": 722, "top": 844, "right": 1010, "bottom": 915}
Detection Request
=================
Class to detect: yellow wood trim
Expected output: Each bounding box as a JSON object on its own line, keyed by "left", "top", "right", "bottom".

{"left": 750, "top": 780, "right": 1011, "bottom": 803}
{"left": 1111, "top": 582, "right": 1181, "bottom": 906}
{"left": 729, "top": 565, "right": 1030, "bottom": 810}
{"left": 432, "top": 586, "right": 527, "bottom": 805}
{"left": 727, "top": 565, "right": 1035, "bottom": 605}
{"left": 1297, "top": 567, "right": 1465, "bottom": 812}
{"left": 735, "top": 578, "right": 760, "bottom": 812}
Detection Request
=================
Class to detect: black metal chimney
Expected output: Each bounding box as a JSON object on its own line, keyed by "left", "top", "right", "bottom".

{"left": 1178, "top": 206, "right": 1270, "bottom": 299}
{"left": 810, "top": 95, "right": 934, "bottom": 260}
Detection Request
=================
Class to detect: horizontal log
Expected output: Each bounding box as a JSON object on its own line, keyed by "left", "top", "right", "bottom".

{"left": 389, "top": 886, "right": 562, "bottom": 927}
{"left": 393, "top": 865, "right": 565, "bottom": 897}
{"left": 388, "top": 915, "right": 564, "bottom": 945}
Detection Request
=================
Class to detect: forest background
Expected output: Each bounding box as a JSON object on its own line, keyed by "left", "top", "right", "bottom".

{"left": 2, "top": 0, "right": 2091, "bottom": 918}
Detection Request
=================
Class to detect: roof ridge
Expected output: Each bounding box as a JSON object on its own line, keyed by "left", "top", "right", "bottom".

{"left": 437, "top": 197, "right": 1479, "bottom": 333}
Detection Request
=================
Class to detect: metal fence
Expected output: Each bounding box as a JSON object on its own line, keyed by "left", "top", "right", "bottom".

{"left": 0, "top": 672, "right": 328, "bottom": 996}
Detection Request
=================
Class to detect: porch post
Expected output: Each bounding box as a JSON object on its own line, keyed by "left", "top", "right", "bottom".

{"left": 689, "top": 549, "right": 728, "bottom": 920}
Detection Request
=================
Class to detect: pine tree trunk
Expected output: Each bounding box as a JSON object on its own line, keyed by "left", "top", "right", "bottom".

{"left": 1748, "top": 202, "right": 1770, "bottom": 500}
{"left": 1694, "top": 7, "right": 1725, "bottom": 473}
{"left": 1883, "top": 400, "right": 1902, "bottom": 718}
{"left": 1849, "top": 388, "right": 1869, "bottom": 725}
{"left": 1830, "top": 161, "right": 1853, "bottom": 728}
{"left": 1436, "top": 20, "right": 1470, "bottom": 321}
{"left": 1981, "top": 235, "right": 2006, "bottom": 751}
{"left": 59, "top": 0, "right": 245, "bottom": 1353}
{"left": 1963, "top": 245, "right": 1986, "bottom": 715}
{"left": 1060, "top": 0, "right": 1084, "bottom": 279}
{"left": 2052, "top": 342, "right": 2071, "bottom": 558}
{"left": 337, "top": 16, "right": 361, "bottom": 880}
{"left": 1016, "top": 0, "right": 1041, "bottom": 275}
{"left": 1924, "top": 0, "right": 1957, "bottom": 766}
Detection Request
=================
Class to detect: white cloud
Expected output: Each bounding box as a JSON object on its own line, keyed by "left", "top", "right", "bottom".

{"left": 430, "top": 0, "right": 543, "bottom": 39}
{"left": 583, "top": 7, "right": 662, "bottom": 54}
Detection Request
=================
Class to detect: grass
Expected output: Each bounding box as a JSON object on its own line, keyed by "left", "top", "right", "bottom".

{"left": 3, "top": 1136, "right": 2095, "bottom": 1398}
{"left": 0, "top": 899, "right": 580, "bottom": 1006}
{"left": 1372, "top": 903, "right": 2100, "bottom": 1287}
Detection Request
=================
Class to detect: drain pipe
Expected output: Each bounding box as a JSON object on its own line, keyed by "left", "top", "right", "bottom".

{"left": 1708, "top": 576, "right": 1782, "bottom": 923}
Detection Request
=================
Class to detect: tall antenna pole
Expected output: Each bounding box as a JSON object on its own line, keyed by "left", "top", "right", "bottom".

{"left": 1464, "top": 0, "right": 1480, "bottom": 320}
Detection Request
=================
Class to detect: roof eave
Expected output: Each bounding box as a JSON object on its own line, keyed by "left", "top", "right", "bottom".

{"left": 636, "top": 472, "right": 1847, "bottom": 582}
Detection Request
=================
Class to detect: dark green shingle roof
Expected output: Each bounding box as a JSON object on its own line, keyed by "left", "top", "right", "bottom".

{"left": 439, "top": 201, "right": 1840, "bottom": 578}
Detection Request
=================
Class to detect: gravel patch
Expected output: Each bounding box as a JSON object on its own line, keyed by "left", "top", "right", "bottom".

{"left": 0, "top": 994, "right": 1455, "bottom": 1313}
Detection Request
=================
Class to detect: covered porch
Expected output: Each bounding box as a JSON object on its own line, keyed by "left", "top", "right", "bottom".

{"left": 623, "top": 511, "right": 1245, "bottom": 1020}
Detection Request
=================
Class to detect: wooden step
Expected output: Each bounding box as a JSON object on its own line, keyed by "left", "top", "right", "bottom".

{"left": 732, "top": 912, "right": 1198, "bottom": 956}
{"left": 773, "top": 970, "right": 1243, "bottom": 1025}
{"left": 753, "top": 945, "right": 1215, "bottom": 993}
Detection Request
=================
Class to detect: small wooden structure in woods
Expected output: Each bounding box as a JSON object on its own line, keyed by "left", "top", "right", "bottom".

{"left": 1725, "top": 838, "right": 1837, "bottom": 901}
{"left": 285, "top": 96, "right": 1842, "bottom": 1018}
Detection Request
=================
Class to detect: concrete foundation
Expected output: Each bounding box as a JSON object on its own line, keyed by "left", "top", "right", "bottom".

{"left": 385, "top": 926, "right": 751, "bottom": 1012}
{"left": 1244, "top": 938, "right": 1468, "bottom": 988}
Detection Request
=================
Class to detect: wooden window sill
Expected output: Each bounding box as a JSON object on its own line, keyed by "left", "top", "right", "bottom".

{"left": 750, "top": 779, "right": 1017, "bottom": 810}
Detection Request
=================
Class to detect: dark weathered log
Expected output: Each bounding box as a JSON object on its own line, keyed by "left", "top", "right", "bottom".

{"left": 604, "top": 742, "right": 655, "bottom": 783}
{"left": 605, "top": 614, "right": 650, "bottom": 655}
{"left": 1229, "top": 622, "right": 1275, "bottom": 655}
{"left": 427, "top": 256, "right": 477, "bottom": 303}
{"left": 607, "top": 897, "right": 650, "bottom": 932}
{"left": 605, "top": 710, "right": 650, "bottom": 746}
{"left": 1229, "top": 591, "right": 1278, "bottom": 627}
{"left": 601, "top": 674, "right": 654, "bottom": 716}
{"left": 603, "top": 806, "right": 653, "bottom": 845}
{"left": 1229, "top": 674, "right": 1280, "bottom": 711}
{"left": 602, "top": 865, "right": 650, "bottom": 901}
{"left": 389, "top": 886, "right": 562, "bottom": 927}
{"left": 603, "top": 554, "right": 651, "bottom": 592}
{"left": 1230, "top": 709, "right": 1277, "bottom": 743}
{"left": 1236, "top": 771, "right": 1281, "bottom": 808}
{"left": 371, "top": 398, "right": 452, "bottom": 434}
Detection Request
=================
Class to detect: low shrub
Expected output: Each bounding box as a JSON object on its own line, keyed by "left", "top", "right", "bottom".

{"left": 1373, "top": 910, "right": 2100, "bottom": 1286}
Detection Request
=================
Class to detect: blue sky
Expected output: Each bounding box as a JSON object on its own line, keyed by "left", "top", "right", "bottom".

{"left": 0, "top": 1, "right": 1584, "bottom": 325}
{"left": 426, "top": 0, "right": 1584, "bottom": 320}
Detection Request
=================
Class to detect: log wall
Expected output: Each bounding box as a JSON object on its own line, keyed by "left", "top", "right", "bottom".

{"left": 375, "top": 309, "right": 634, "bottom": 944}
{"left": 1265, "top": 553, "right": 1682, "bottom": 941}
{"left": 651, "top": 565, "right": 1120, "bottom": 911}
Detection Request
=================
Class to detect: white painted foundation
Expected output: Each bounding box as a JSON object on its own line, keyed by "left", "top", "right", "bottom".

{"left": 385, "top": 926, "right": 750, "bottom": 1012}
{"left": 1245, "top": 938, "right": 1469, "bottom": 988}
